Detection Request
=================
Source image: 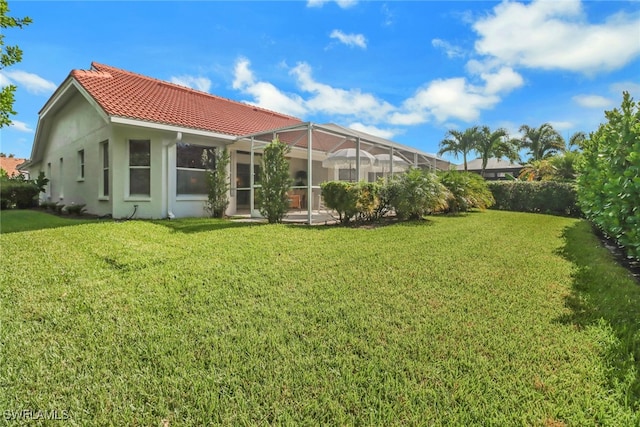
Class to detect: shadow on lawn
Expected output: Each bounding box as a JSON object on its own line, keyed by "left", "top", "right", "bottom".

{"left": 152, "top": 218, "right": 256, "bottom": 234}
{"left": 557, "top": 221, "right": 640, "bottom": 410}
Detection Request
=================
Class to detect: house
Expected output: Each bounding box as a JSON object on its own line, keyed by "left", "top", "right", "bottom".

{"left": 0, "top": 156, "right": 29, "bottom": 179}
{"left": 23, "top": 62, "right": 447, "bottom": 221}
{"left": 453, "top": 157, "right": 522, "bottom": 180}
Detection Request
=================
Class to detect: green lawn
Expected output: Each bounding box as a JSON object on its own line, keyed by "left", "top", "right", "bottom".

{"left": 1, "top": 210, "right": 638, "bottom": 425}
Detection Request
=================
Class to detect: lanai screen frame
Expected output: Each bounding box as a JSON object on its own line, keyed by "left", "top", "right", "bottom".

{"left": 236, "top": 122, "right": 448, "bottom": 224}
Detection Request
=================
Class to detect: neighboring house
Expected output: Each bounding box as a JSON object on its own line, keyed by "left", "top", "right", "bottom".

{"left": 23, "top": 62, "right": 447, "bottom": 220}
{"left": 453, "top": 157, "right": 522, "bottom": 180}
{"left": 0, "top": 156, "right": 29, "bottom": 179}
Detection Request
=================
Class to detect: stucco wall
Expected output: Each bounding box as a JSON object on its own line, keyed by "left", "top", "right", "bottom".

{"left": 38, "top": 93, "right": 111, "bottom": 216}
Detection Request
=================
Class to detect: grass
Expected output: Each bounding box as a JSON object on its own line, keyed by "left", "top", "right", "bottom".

{"left": 0, "top": 209, "right": 638, "bottom": 426}
{"left": 0, "top": 209, "right": 96, "bottom": 234}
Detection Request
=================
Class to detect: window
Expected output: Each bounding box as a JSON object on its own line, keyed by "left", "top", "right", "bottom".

{"left": 129, "top": 139, "right": 150, "bottom": 196}
{"left": 100, "top": 141, "right": 109, "bottom": 197}
{"left": 176, "top": 143, "right": 216, "bottom": 195}
{"left": 46, "top": 163, "right": 52, "bottom": 198}
{"left": 77, "top": 150, "right": 85, "bottom": 180}
{"left": 59, "top": 157, "right": 64, "bottom": 198}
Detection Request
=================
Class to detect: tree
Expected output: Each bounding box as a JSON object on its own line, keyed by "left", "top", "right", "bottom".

{"left": 257, "top": 138, "right": 292, "bottom": 223}
{"left": 438, "top": 126, "right": 481, "bottom": 171}
{"left": 578, "top": 91, "right": 640, "bottom": 260}
{"left": 204, "top": 147, "right": 230, "bottom": 218}
{"left": 549, "top": 151, "right": 582, "bottom": 181}
{"left": 518, "top": 123, "right": 565, "bottom": 161}
{"left": 567, "top": 131, "right": 586, "bottom": 152}
{"left": 1, "top": 0, "right": 32, "bottom": 128}
{"left": 517, "top": 159, "right": 556, "bottom": 181}
{"left": 474, "top": 126, "right": 519, "bottom": 177}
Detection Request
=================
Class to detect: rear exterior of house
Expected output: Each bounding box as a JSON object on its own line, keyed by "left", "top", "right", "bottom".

{"left": 24, "top": 63, "right": 447, "bottom": 219}
{"left": 23, "top": 63, "right": 302, "bottom": 219}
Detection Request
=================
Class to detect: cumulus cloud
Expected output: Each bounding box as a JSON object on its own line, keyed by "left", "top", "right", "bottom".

{"left": 0, "top": 70, "right": 56, "bottom": 94}
{"left": 232, "top": 58, "right": 307, "bottom": 117}
{"left": 432, "top": 39, "right": 465, "bottom": 59}
{"left": 9, "top": 120, "right": 33, "bottom": 133}
{"left": 393, "top": 67, "right": 523, "bottom": 124}
{"left": 330, "top": 30, "right": 367, "bottom": 49}
{"left": 572, "top": 94, "right": 613, "bottom": 109}
{"left": 170, "top": 75, "right": 212, "bottom": 92}
{"left": 290, "top": 62, "right": 394, "bottom": 121}
{"left": 472, "top": 0, "right": 640, "bottom": 74}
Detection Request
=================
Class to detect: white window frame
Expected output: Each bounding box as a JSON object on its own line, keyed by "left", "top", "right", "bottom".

{"left": 127, "top": 139, "right": 151, "bottom": 200}
{"left": 99, "top": 141, "right": 109, "bottom": 200}
{"left": 176, "top": 143, "right": 216, "bottom": 199}
{"left": 77, "top": 149, "right": 85, "bottom": 181}
{"left": 59, "top": 157, "right": 64, "bottom": 199}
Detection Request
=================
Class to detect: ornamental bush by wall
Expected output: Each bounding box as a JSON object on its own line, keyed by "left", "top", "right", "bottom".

{"left": 577, "top": 92, "right": 640, "bottom": 260}
{"left": 487, "top": 181, "right": 579, "bottom": 217}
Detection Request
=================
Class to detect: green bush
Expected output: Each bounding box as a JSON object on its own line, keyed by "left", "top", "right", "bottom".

{"left": 578, "top": 92, "right": 640, "bottom": 260}
{"left": 488, "top": 181, "right": 579, "bottom": 216}
{"left": 205, "top": 147, "right": 230, "bottom": 218}
{"left": 438, "top": 171, "right": 495, "bottom": 214}
{"left": 257, "top": 138, "right": 292, "bottom": 223}
{"left": 320, "top": 181, "right": 359, "bottom": 224}
{"left": 65, "top": 203, "right": 86, "bottom": 216}
{"left": 386, "top": 169, "right": 448, "bottom": 220}
{"left": 0, "top": 179, "right": 40, "bottom": 209}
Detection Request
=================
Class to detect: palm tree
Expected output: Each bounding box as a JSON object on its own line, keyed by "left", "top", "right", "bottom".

{"left": 567, "top": 131, "right": 586, "bottom": 152}
{"left": 474, "top": 126, "right": 519, "bottom": 177}
{"left": 518, "top": 123, "right": 565, "bottom": 161}
{"left": 518, "top": 159, "right": 557, "bottom": 181}
{"left": 438, "top": 126, "right": 481, "bottom": 171}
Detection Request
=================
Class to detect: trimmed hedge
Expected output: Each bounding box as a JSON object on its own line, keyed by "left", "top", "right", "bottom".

{"left": 488, "top": 181, "right": 579, "bottom": 217}
{"left": 577, "top": 92, "right": 640, "bottom": 260}
{"left": 0, "top": 180, "right": 40, "bottom": 209}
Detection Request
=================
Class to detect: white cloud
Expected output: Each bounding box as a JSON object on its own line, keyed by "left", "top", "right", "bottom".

{"left": 232, "top": 58, "right": 307, "bottom": 117}
{"left": 473, "top": 0, "right": 640, "bottom": 74}
{"left": 307, "top": 0, "right": 357, "bottom": 9}
{"left": 572, "top": 94, "right": 613, "bottom": 109}
{"left": 432, "top": 39, "right": 465, "bottom": 59}
{"left": 388, "top": 111, "right": 426, "bottom": 126}
{"left": 395, "top": 68, "right": 522, "bottom": 124}
{"left": 9, "top": 120, "right": 33, "bottom": 133}
{"left": 291, "top": 62, "right": 394, "bottom": 121}
{"left": 0, "top": 70, "right": 56, "bottom": 94}
{"left": 170, "top": 75, "right": 212, "bottom": 92}
{"left": 348, "top": 122, "right": 397, "bottom": 139}
{"left": 480, "top": 67, "right": 524, "bottom": 95}
{"left": 549, "top": 121, "right": 574, "bottom": 131}
{"left": 330, "top": 30, "right": 367, "bottom": 49}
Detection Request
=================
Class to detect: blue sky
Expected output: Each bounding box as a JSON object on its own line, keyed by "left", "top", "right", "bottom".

{"left": 2, "top": 0, "right": 639, "bottom": 163}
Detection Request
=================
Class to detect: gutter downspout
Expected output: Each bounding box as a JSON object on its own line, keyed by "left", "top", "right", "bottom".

{"left": 165, "top": 131, "right": 182, "bottom": 219}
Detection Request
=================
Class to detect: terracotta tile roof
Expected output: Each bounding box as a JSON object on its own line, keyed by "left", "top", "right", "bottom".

{"left": 0, "top": 157, "right": 27, "bottom": 177}
{"left": 70, "top": 62, "right": 302, "bottom": 136}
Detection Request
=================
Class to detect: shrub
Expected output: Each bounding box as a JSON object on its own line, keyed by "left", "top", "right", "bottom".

{"left": 66, "top": 203, "right": 86, "bottom": 216}
{"left": 257, "top": 138, "right": 292, "bottom": 223}
{"left": 578, "top": 92, "right": 640, "bottom": 260}
{"left": 438, "top": 171, "right": 495, "bottom": 214}
{"left": 55, "top": 204, "right": 65, "bottom": 214}
{"left": 488, "top": 181, "right": 579, "bottom": 216}
{"left": 320, "top": 181, "right": 359, "bottom": 224}
{"left": 0, "top": 179, "right": 40, "bottom": 209}
{"left": 386, "top": 169, "right": 448, "bottom": 220}
{"left": 205, "top": 147, "right": 230, "bottom": 218}
{"left": 354, "top": 181, "right": 382, "bottom": 222}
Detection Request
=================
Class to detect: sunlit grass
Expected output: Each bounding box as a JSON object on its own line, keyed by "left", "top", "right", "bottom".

{"left": 0, "top": 210, "right": 638, "bottom": 425}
